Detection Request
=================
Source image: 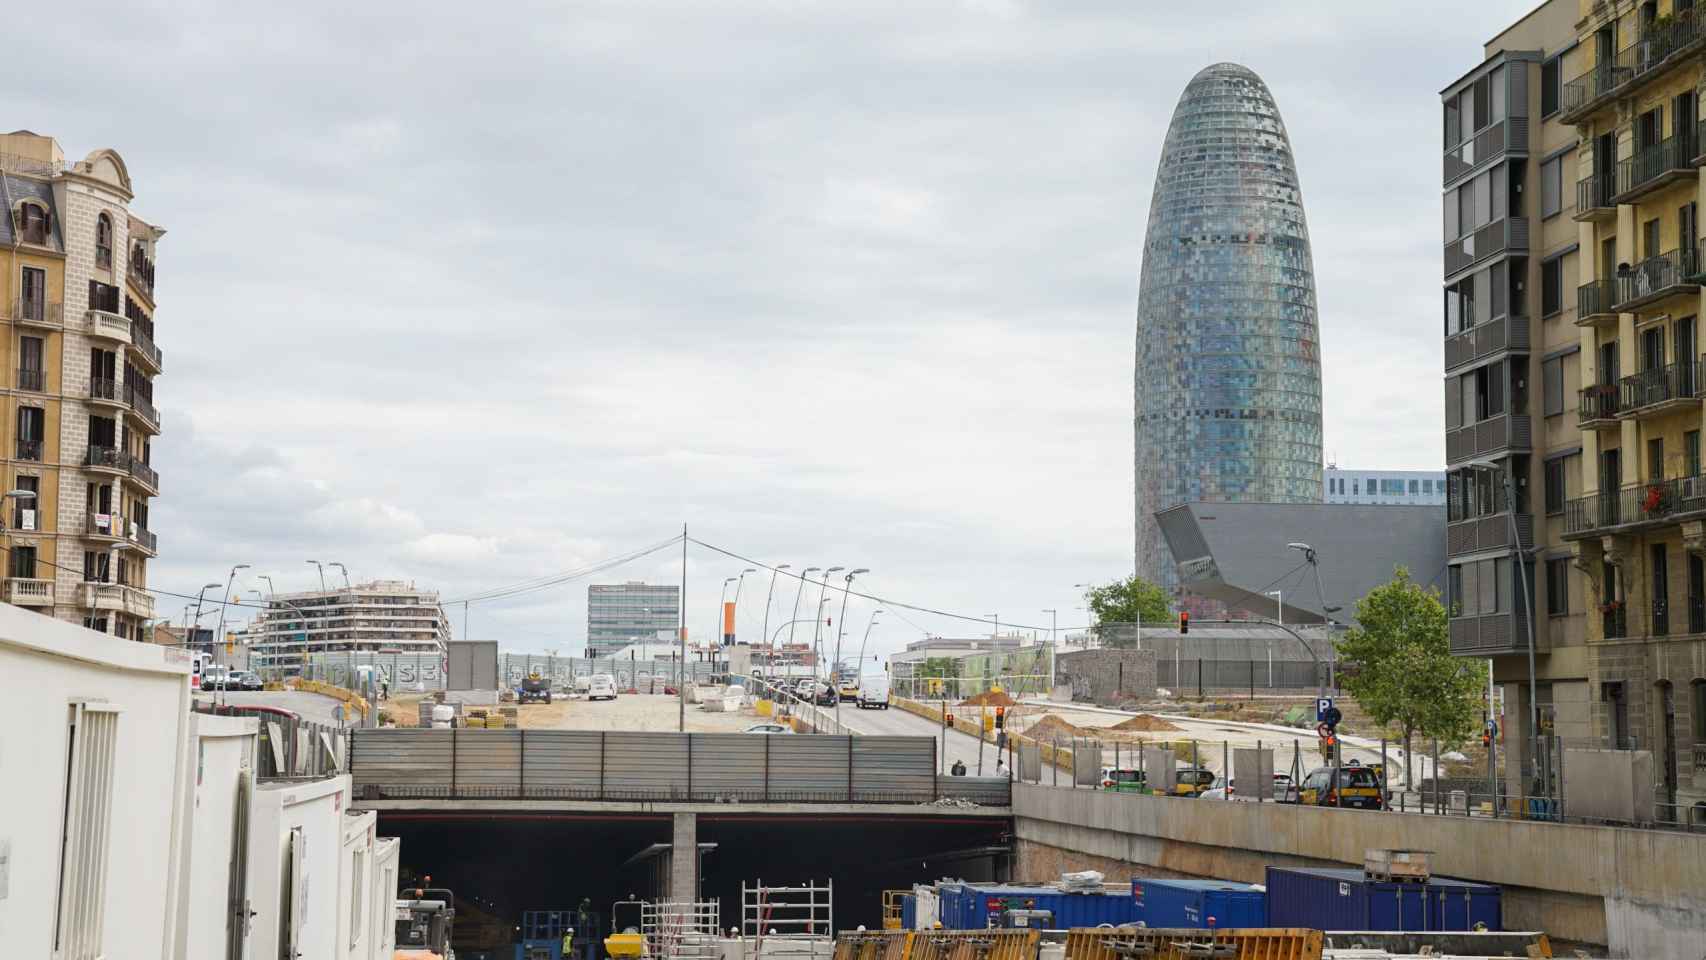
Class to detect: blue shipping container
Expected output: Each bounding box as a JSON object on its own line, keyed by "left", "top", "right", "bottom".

{"left": 937, "top": 883, "right": 965, "bottom": 929}
{"left": 902, "top": 895, "right": 916, "bottom": 931}
{"left": 954, "top": 883, "right": 1140, "bottom": 929}
{"left": 1132, "top": 879, "right": 1266, "bottom": 929}
{"left": 1265, "top": 868, "right": 1501, "bottom": 933}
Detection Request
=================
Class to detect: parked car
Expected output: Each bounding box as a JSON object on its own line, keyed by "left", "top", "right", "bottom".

{"left": 234, "top": 670, "right": 263, "bottom": 691}
{"left": 588, "top": 674, "right": 618, "bottom": 701}
{"left": 1297, "top": 762, "right": 1384, "bottom": 809}
{"left": 1099, "top": 767, "right": 1147, "bottom": 792}
{"left": 744, "top": 722, "right": 791, "bottom": 735}
{"left": 1202, "top": 772, "right": 1295, "bottom": 801}
{"left": 200, "top": 667, "right": 231, "bottom": 691}
{"left": 1172, "top": 767, "right": 1217, "bottom": 797}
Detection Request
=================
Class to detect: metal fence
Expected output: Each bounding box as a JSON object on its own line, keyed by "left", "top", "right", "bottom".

{"left": 350, "top": 728, "right": 1010, "bottom": 804}
{"left": 194, "top": 701, "right": 348, "bottom": 778}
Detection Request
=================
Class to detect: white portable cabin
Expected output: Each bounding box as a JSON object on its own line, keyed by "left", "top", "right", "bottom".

{"left": 246, "top": 774, "right": 352, "bottom": 959}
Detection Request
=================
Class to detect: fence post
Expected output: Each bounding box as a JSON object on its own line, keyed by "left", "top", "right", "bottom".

{"left": 1222, "top": 740, "right": 1230, "bottom": 798}
{"left": 450, "top": 727, "right": 458, "bottom": 800}
{"left": 1380, "top": 738, "right": 1388, "bottom": 810}
{"left": 1197, "top": 658, "right": 1203, "bottom": 699}
{"left": 1256, "top": 739, "right": 1263, "bottom": 802}
{"left": 765, "top": 730, "right": 773, "bottom": 803}
{"left": 1053, "top": 738, "right": 1059, "bottom": 786}
{"left": 847, "top": 735, "right": 855, "bottom": 803}
{"left": 598, "top": 730, "right": 607, "bottom": 801}
{"left": 1432, "top": 737, "right": 1441, "bottom": 815}
{"left": 519, "top": 728, "right": 527, "bottom": 800}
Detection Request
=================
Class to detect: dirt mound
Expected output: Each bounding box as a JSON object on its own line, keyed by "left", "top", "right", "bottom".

{"left": 1024, "top": 714, "right": 1090, "bottom": 741}
{"left": 960, "top": 690, "right": 1016, "bottom": 707}
{"left": 1110, "top": 713, "right": 1181, "bottom": 733}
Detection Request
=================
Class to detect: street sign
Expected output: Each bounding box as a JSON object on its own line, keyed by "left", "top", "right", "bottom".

{"left": 1315, "top": 697, "right": 1334, "bottom": 721}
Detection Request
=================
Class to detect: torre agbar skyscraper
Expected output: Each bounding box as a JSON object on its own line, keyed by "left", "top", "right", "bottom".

{"left": 1134, "top": 63, "right": 1324, "bottom": 605}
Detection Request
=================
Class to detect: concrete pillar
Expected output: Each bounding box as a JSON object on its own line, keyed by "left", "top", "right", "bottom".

{"left": 670, "top": 812, "right": 698, "bottom": 902}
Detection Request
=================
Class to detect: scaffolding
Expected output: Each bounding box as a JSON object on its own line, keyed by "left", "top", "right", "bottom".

{"left": 642, "top": 900, "right": 723, "bottom": 960}
{"left": 743, "top": 879, "right": 835, "bottom": 960}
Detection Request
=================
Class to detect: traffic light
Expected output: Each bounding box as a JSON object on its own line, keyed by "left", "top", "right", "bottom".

{"left": 1179, "top": 611, "right": 1189, "bottom": 635}
{"left": 995, "top": 706, "right": 1006, "bottom": 729}
{"left": 1323, "top": 705, "right": 1342, "bottom": 732}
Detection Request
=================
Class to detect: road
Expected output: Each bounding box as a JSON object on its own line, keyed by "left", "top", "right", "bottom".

{"left": 193, "top": 690, "right": 351, "bottom": 726}
{"left": 834, "top": 702, "right": 1008, "bottom": 775}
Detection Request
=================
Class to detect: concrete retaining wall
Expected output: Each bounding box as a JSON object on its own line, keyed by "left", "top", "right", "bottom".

{"left": 1054, "top": 649, "right": 1157, "bottom": 704}
{"left": 1012, "top": 782, "right": 1706, "bottom": 958}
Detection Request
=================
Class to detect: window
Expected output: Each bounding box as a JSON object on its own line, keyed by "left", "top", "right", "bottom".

{"left": 15, "top": 475, "right": 38, "bottom": 530}
{"left": 14, "top": 201, "right": 50, "bottom": 245}
{"left": 1542, "top": 258, "right": 1563, "bottom": 317}
{"left": 82, "top": 550, "right": 110, "bottom": 583}
{"left": 1543, "top": 356, "right": 1564, "bottom": 415}
{"left": 9, "top": 544, "right": 35, "bottom": 579}
{"left": 94, "top": 213, "right": 112, "bottom": 270}
{"left": 1541, "top": 156, "right": 1563, "bottom": 218}
{"left": 1409, "top": 479, "right": 1420, "bottom": 495}
{"left": 1545, "top": 458, "right": 1566, "bottom": 514}
{"left": 54, "top": 702, "right": 120, "bottom": 959}
{"left": 1541, "top": 56, "right": 1561, "bottom": 117}
{"left": 1694, "top": 681, "right": 1706, "bottom": 742}
{"left": 17, "top": 406, "right": 43, "bottom": 461}
{"left": 20, "top": 266, "right": 47, "bottom": 319}
{"left": 19, "top": 336, "right": 44, "bottom": 392}
{"left": 1547, "top": 558, "right": 1570, "bottom": 616}
{"left": 87, "top": 280, "right": 119, "bottom": 314}
{"left": 1650, "top": 437, "right": 1666, "bottom": 482}
{"left": 1688, "top": 430, "right": 1701, "bottom": 477}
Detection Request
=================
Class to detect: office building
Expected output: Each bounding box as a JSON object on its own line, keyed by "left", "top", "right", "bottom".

{"left": 1447, "top": 0, "right": 1706, "bottom": 818}
{"left": 1324, "top": 467, "right": 1447, "bottom": 505}
{"left": 243, "top": 579, "right": 451, "bottom": 676}
{"left": 1, "top": 131, "right": 163, "bottom": 641}
{"left": 586, "top": 581, "right": 680, "bottom": 657}
{"left": 1134, "top": 64, "right": 1324, "bottom": 608}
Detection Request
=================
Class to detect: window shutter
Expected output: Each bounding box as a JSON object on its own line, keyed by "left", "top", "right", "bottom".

{"left": 54, "top": 702, "right": 121, "bottom": 960}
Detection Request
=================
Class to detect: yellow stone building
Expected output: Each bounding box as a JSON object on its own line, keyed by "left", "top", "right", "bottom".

{"left": 1, "top": 130, "right": 161, "bottom": 640}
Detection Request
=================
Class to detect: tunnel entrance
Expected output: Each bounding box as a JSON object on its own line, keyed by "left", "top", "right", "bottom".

{"left": 379, "top": 811, "right": 1010, "bottom": 959}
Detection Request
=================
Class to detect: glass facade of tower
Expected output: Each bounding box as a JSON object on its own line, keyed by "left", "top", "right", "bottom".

{"left": 1135, "top": 63, "right": 1324, "bottom": 599}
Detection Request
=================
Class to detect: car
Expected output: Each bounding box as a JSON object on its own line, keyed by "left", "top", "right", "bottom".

{"left": 813, "top": 685, "right": 838, "bottom": 706}
{"left": 1171, "top": 767, "right": 1217, "bottom": 797}
{"left": 1297, "top": 763, "right": 1384, "bottom": 809}
{"left": 744, "top": 723, "right": 792, "bottom": 735}
{"left": 200, "top": 667, "right": 231, "bottom": 691}
{"left": 793, "top": 679, "right": 817, "bottom": 700}
{"left": 233, "top": 670, "right": 263, "bottom": 691}
{"left": 1202, "top": 772, "right": 1295, "bottom": 801}
{"left": 587, "top": 674, "right": 618, "bottom": 701}
{"left": 1099, "top": 767, "right": 1147, "bottom": 792}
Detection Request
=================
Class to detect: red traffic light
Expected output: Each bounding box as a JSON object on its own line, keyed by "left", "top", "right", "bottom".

{"left": 1179, "top": 611, "right": 1190, "bottom": 635}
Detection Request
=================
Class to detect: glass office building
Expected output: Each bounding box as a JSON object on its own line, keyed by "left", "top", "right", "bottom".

{"left": 586, "top": 582, "right": 680, "bottom": 657}
{"left": 1135, "top": 63, "right": 1324, "bottom": 602}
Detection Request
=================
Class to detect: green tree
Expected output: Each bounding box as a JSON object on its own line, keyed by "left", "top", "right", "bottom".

{"left": 1336, "top": 566, "right": 1485, "bottom": 788}
{"left": 1086, "top": 575, "right": 1172, "bottom": 646}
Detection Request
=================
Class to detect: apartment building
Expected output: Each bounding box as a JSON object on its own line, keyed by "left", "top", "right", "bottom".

{"left": 1324, "top": 467, "right": 1447, "bottom": 505}
{"left": 0, "top": 130, "right": 162, "bottom": 641}
{"left": 586, "top": 581, "right": 680, "bottom": 656}
{"left": 244, "top": 579, "right": 451, "bottom": 676}
{"left": 1448, "top": 0, "right": 1706, "bottom": 820}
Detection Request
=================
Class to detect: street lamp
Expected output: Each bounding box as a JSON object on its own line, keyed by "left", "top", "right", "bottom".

{"left": 305, "top": 559, "right": 326, "bottom": 592}
{"left": 1042, "top": 609, "right": 1057, "bottom": 646}
{"left": 217, "top": 564, "right": 250, "bottom": 668}
{"left": 1287, "top": 542, "right": 1341, "bottom": 690}
{"left": 1265, "top": 590, "right": 1282, "bottom": 688}
{"left": 328, "top": 562, "right": 351, "bottom": 589}
{"left": 761, "top": 564, "right": 790, "bottom": 668}
{"left": 832, "top": 568, "right": 869, "bottom": 721}
{"left": 731, "top": 568, "right": 758, "bottom": 644}
{"left": 815, "top": 597, "right": 833, "bottom": 676}
{"left": 858, "top": 609, "right": 885, "bottom": 670}
{"left": 813, "top": 566, "right": 845, "bottom": 669}
{"left": 716, "top": 577, "right": 737, "bottom": 648}
{"left": 190, "top": 582, "right": 222, "bottom": 656}
{"left": 1466, "top": 456, "right": 1541, "bottom": 802}
{"left": 788, "top": 567, "right": 820, "bottom": 655}
{"left": 987, "top": 614, "right": 999, "bottom": 641}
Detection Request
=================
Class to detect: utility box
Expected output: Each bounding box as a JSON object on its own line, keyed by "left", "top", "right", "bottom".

{"left": 1233, "top": 748, "right": 1274, "bottom": 800}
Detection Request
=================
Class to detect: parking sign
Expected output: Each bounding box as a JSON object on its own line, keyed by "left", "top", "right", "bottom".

{"left": 1316, "top": 697, "right": 1334, "bottom": 721}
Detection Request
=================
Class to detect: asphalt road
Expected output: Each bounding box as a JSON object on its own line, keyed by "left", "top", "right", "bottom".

{"left": 193, "top": 690, "right": 351, "bottom": 726}
{"left": 835, "top": 701, "right": 1008, "bottom": 775}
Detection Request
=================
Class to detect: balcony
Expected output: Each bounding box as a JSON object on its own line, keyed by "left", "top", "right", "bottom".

{"left": 1444, "top": 118, "right": 1527, "bottom": 187}
{"left": 1602, "top": 603, "right": 1628, "bottom": 640}
{"left": 85, "top": 513, "right": 125, "bottom": 542}
{"left": 128, "top": 243, "right": 155, "bottom": 300}
{"left": 1613, "top": 133, "right": 1697, "bottom": 204}
{"left": 1613, "top": 248, "right": 1700, "bottom": 312}
{"left": 1447, "top": 511, "right": 1534, "bottom": 557}
{"left": 125, "top": 389, "right": 160, "bottom": 434}
{"left": 1579, "top": 383, "right": 1623, "bottom": 428}
{"left": 130, "top": 524, "right": 158, "bottom": 557}
{"left": 1445, "top": 413, "right": 1531, "bottom": 466}
{"left": 1620, "top": 361, "right": 1704, "bottom": 418}
{"left": 79, "top": 581, "right": 154, "bottom": 619}
{"left": 1450, "top": 609, "right": 1533, "bottom": 657}
{"left": 1563, "top": 474, "right": 1706, "bottom": 539}
{"left": 127, "top": 322, "right": 162, "bottom": 374}
{"left": 82, "top": 308, "right": 132, "bottom": 346}
{"left": 16, "top": 368, "right": 44, "bottom": 393}
{"left": 87, "top": 377, "right": 125, "bottom": 410}
{"left": 1560, "top": 13, "right": 1706, "bottom": 123}
{"left": 4, "top": 578, "right": 55, "bottom": 607}
{"left": 1574, "top": 174, "right": 1617, "bottom": 222}
{"left": 8, "top": 298, "right": 62, "bottom": 330}
{"left": 85, "top": 445, "right": 127, "bottom": 476}
{"left": 1445, "top": 314, "right": 1529, "bottom": 374}
{"left": 128, "top": 457, "right": 159, "bottom": 494}
{"left": 1576, "top": 278, "right": 1619, "bottom": 327}
{"left": 15, "top": 439, "right": 42, "bottom": 462}
{"left": 1444, "top": 217, "right": 1528, "bottom": 279}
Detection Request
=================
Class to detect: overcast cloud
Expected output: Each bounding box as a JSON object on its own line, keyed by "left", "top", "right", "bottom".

{"left": 5, "top": 0, "right": 1534, "bottom": 655}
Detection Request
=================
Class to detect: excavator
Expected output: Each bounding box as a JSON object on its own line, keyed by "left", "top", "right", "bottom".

{"left": 395, "top": 883, "right": 457, "bottom": 960}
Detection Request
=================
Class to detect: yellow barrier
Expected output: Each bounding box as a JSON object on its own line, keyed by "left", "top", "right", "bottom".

{"left": 1063, "top": 927, "right": 1324, "bottom": 960}
{"left": 756, "top": 699, "right": 773, "bottom": 717}
{"left": 907, "top": 929, "right": 1038, "bottom": 960}
{"left": 287, "top": 679, "right": 372, "bottom": 719}
{"left": 833, "top": 931, "right": 910, "bottom": 960}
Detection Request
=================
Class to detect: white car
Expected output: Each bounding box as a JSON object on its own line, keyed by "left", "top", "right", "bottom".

{"left": 744, "top": 722, "right": 791, "bottom": 735}
{"left": 588, "top": 674, "right": 618, "bottom": 701}
{"left": 1202, "top": 772, "right": 1294, "bottom": 801}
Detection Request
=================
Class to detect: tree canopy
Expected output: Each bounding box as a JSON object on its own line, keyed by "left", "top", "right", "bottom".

{"left": 1336, "top": 566, "right": 1484, "bottom": 753}
{"left": 1086, "top": 574, "right": 1172, "bottom": 627}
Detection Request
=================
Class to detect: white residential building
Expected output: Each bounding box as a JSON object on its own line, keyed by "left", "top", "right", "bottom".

{"left": 245, "top": 579, "right": 451, "bottom": 676}
{"left": 1323, "top": 466, "right": 1447, "bottom": 506}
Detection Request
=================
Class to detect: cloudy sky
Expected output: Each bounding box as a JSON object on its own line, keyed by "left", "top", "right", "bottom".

{"left": 9, "top": 0, "right": 1534, "bottom": 656}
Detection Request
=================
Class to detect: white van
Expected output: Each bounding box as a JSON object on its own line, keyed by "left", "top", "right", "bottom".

{"left": 856, "top": 673, "right": 890, "bottom": 709}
